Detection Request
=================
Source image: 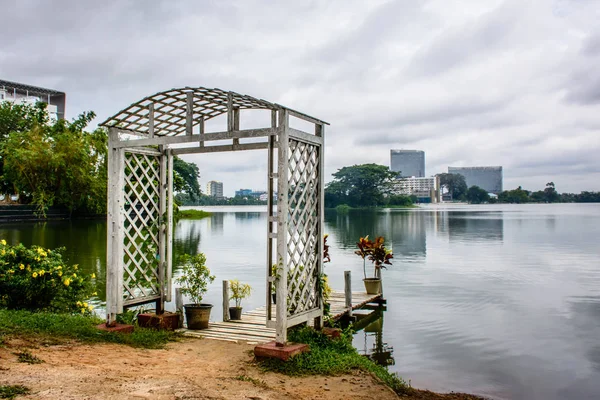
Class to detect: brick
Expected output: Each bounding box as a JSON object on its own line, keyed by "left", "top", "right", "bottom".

{"left": 254, "top": 341, "right": 309, "bottom": 361}
{"left": 96, "top": 323, "right": 134, "bottom": 334}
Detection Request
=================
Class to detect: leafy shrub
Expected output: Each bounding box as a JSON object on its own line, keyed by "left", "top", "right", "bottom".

{"left": 0, "top": 241, "right": 94, "bottom": 313}
{"left": 176, "top": 253, "right": 215, "bottom": 305}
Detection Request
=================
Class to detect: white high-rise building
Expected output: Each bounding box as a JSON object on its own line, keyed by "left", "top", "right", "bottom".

{"left": 391, "top": 176, "right": 440, "bottom": 203}
{"left": 206, "top": 181, "right": 223, "bottom": 199}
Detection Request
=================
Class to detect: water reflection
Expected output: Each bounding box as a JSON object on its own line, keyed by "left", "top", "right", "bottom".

{"left": 206, "top": 213, "right": 224, "bottom": 234}
{"left": 443, "top": 211, "right": 504, "bottom": 242}
{"left": 353, "top": 307, "right": 395, "bottom": 367}
{"left": 173, "top": 220, "right": 202, "bottom": 261}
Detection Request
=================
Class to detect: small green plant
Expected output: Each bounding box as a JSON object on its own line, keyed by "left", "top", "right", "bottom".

{"left": 14, "top": 350, "right": 44, "bottom": 364}
{"left": 355, "top": 236, "right": 393, "bottom": 279}
{"left": 335, "top": 204, "right": 351, "bottom": 214}
{"left": 229, "top": 280, "right": 251, "bottom": 308}
{"left": 176, "top": 253, "right": 215, "bottom": 305}
{"left": 0, "top": 241, "right": 94, "bottom": 313}
{"left": 0, "top": 385, "right": 30, "bottom": 399}
{"left": 234, "top": 375, "right": 269, "bottom": 389}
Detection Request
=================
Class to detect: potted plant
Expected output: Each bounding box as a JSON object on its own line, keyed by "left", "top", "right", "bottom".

{"left": 176, "top": 253, "right": 215, "bottom": 329}
{"left": 355, "top": 236, "right": 393, "bottom": 294}
{"left": 229, "top": 279, "right": 252, "bottom": 320}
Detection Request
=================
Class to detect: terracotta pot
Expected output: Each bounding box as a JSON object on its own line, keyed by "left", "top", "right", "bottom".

{"left": 184, "top": 304, "right": 213, "bottom": 329}
{"left": 137, "top": 312, "right": 180, "bottom": 330}
{"left": 229, "top": 306, "right": 243, "bottom": 320}
{"left": 363, "top": 278, "right": 382, "bottom": 294}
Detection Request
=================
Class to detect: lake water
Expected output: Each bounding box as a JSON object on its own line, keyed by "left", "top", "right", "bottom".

{"left": 1, "top": 203, "right": 599, "bottom": 400}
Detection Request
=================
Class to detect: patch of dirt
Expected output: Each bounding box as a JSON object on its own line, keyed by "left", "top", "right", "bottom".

{"left": 0, "top": 336, "right": 486, "bottom": 399}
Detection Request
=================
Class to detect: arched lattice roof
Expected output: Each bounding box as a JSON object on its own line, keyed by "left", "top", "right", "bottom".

{"left": 101, "top": 86, "right": 326, "bottom": 136}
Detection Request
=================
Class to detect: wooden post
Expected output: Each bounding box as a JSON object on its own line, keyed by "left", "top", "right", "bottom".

{"left": 345, "top": 270, "right": 352, "bottom": 317}
{"left": 148, "top": 103, "right": 155, "bottom": 138}
{"left": 175, "top": 287, "right": 183, "bottom": 328}
{"left": 165, "top": 149, "right": 174, "bottom": 302}
{"left": 266, "top": 110, "right": 276, "bottom": 324}
{"left": 275, "top": 109, "right": 289, "bottom": 345}
{"left": 223, "top": 280, "right": 230, "bottom": 322}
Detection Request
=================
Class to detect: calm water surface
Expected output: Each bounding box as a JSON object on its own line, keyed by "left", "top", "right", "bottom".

{"left": 1, "top": 204, "right": 599, "bottom": 400}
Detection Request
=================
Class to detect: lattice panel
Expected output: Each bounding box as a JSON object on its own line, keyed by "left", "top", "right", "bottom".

{"left": 101, "top": 87, "right": 275, "bottom": 136}
{"left": 286, "top": 139, "right": 320, "bottom": 316}
{"left": 122, "top": 152, "right": 161, "bottom": 303}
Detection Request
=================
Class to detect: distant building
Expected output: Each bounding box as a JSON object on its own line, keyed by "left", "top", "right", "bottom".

{"left": 448, "top": 166, "right": 503, "bottom": 194}
{"left": 391, "top": 176, "right": 440, "bottom": 203}
{"left": 390, "top": 150, "right": 425, "bottom": 177}
{"left": 0, "top": 79, "right": 66, "bottom": 120}
{"left": 206, "top": 181, "right": 223, "bottom": 198}
{"left": 235, "top": 189, "right": 267, "bottom": 199}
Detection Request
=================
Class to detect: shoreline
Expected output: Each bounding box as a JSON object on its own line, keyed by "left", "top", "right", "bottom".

{"left": 0, "top": 334, "right": 488, "bottom": 400}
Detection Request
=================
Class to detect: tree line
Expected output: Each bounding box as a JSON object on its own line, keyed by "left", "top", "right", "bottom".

{"left": 0, "top": 101, "right": 202, "bottom": 216}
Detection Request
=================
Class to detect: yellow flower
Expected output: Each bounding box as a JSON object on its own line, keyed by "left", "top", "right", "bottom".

{"left": 40, "top": 270, "right": 45, "bottom": 276}
{"left": 19, "top": 264, "right": 25, "bottom": 270}
{"left": 63, "top": 278, "right": 71, "bottom": 286}
{"left": 27, "top": 265, "right": 31, "bottom": 271}
{"left": 58, "top": 271, "right": 63, "bottom": 277}
{"left": 56, "top": 266, "right": 62, "bottom": 270}
{"left": 74, "top": 265, "right": 78, "bottom": 271}
{"left": 32, "top": 272, "right": 38, "bottom": 278}
{"left": 83, "top": 302, "right": 88, "bottom": 308}
{"left": 88, "top": 305, "right": 94, "bottom": 311}
{"left": 35, "top": 257, "right": 40, "bottom": 262}
{"left": 0, "top": 239, "right": 6, "bottom": 245}
{"left": 7, "top": 269, "right": 14, "bottom": 274}
{"left": 76, "top": 301, "right": 82, "bottom": 307}
{"left": 92, "top": 292, "right": 98, "bottom": 296}
{"left": 1, "top": 250, "right": 5, "bottom": 256}
{"left": 91, "top": 273, "right": 96, "bottom": 279}
{"left": 72, "top": 273, "right": 77, "bottom": 278}
{"left": 81, "top": 308, "right": 86, "bottom": 314}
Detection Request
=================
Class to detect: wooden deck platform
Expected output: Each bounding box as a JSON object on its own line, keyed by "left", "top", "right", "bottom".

{"left": 180, "top": 290, "right": 383, "bottom": 344}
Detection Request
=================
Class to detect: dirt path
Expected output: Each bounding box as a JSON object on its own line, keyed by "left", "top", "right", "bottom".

{"left": 0, "top": 337, "right": 485, "bottom": 399}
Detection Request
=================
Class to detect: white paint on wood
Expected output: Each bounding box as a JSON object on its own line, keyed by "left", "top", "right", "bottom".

{"left": 223, "top": 280, "right": 230, "bottom": 322}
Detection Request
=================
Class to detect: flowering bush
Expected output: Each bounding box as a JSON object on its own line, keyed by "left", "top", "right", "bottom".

{"left": 0, "top": 240, "right": 94, "bottom": 313}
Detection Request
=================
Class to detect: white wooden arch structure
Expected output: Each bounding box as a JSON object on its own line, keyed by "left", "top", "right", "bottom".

{"left": 101, "top": 87, "right": 328, "bottom": 344}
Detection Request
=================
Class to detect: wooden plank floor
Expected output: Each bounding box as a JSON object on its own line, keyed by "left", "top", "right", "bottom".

{"left": 181, "top": 290, "right": 382, "bottom": 344}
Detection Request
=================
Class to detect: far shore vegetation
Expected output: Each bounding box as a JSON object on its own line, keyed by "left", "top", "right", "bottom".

{"left": 175, "top": 209, "right": 212, "bottom": 219}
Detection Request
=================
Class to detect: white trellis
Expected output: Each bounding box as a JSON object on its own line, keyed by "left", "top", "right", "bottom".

{"left": 101, "top": 87, "right": 327, "bottom": 344}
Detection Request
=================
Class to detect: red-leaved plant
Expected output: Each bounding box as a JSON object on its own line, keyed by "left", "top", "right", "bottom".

{"left": 355, "top": 236, "right": 393, "bottom": 279}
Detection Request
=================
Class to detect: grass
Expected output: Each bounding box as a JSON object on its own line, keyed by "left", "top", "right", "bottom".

{"left": 14, "top": 350, "right": 44, "bottom": 364}
{"left": 234, "top": 375, "right": 269, "bottom": 389}
{"left": 0, "top": 309, "right": 179, "bottom": 349}
{"left": 176, "top": 209, "right": 212, "bottom": 219}
{"left": 257, "top": 326, "right": 410, "bottom": 396}
{"left": 0, "top": 385, "right": 30, "bottom": 400}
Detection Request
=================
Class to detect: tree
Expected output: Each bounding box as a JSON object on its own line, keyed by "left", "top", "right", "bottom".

{"left": 3, "top": 111, "right": 107, "bottom": 215}
{"left": 498, "top": 186, "right": 530, "bottom": 203}
{"left": 543, "top": 182, "right": 559, "bottom": 203}
{"left": 325, "top": 164, "right": 397, "bottom": 207}
{"left": 437, "top": 173, "right": 467, "bottom": 200}
{"left": 466, "top": 185, "right": 490, "bottom": 204}
{"left": 173, "top": 156, "right": 201, "bottom": 201}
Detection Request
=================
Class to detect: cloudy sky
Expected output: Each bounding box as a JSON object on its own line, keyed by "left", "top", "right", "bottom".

{"left": 2, "top": 0, "right": 599, "bottom": 195}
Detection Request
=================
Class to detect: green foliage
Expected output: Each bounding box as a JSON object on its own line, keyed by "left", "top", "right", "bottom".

{"left": 14, "top": 350, "right": 44, "bottom": 364}
{"left": 175, "top": 209, "right": 212, "bottom": 219}
{"left": 173, "top": 156, "right": 202, "bottom": 201}
{"left": 176, "top": 193, "right": 269, "bottom": 206}
{"left": 384, "top": 194, "right": 413, "bottom": 207}
{"left": 2, "top": 108, "right": 107, "bottom": 215}
{"left": 234, "top": 375, "right": 269, "bottom": 389}
{"left": 0, "top": 241, "right": 94, "bottom": 313}
{"left": 176, "top": 253, "right": 215, "bottom": 304}
{"left": 438, "top": 173, "right": 468, "bottom": 201}
{"left": 466, "top": 185, "right": 490, "bottom": 204}
{"left": 258, "top": 326, "right": 409, "bottom": 395}
{"left": 0, "top": 384, "right": 30, "bottom": 400}
{"left": 325, "top": 164, "right": 397, "bottom": 208}
{"left": 498, "top": 186, "right": 530, "bottom": 203}
{"left": 0, "top": 309, "right": 178, "bottom": 349}
{"left": 334, "top": 204, "right": 351, "bottom": 214}
{"left": 355, "top": 236, "right": 393, "bottom": 279}
{"left": 229, "top": 279, "right": 252, "bottom": 308}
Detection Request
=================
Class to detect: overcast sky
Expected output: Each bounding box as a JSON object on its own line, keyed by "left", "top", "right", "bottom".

{"left": 2, "top": 0, "right": 599, "bottom": 195}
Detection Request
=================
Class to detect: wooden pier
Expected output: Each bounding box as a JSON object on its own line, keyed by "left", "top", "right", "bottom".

{"left": 180, "top": 272, "right": 384, "bottom": 344}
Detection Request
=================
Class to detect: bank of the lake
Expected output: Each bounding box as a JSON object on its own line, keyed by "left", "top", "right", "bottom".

{"left": 1, "top": 203, "right": 599, "bottom": 400}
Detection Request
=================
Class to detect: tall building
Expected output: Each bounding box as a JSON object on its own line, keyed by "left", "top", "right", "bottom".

{"left": 390, "top": 150, "right": 425, "bottom": 177}
{"left": 206, "top": 181, "right": 223, "bottom": 198}
{"left": 391, "top": 176, "right": 440, "bottom": 203}
{"left": 448, "top": 166, "right": 503, "bottom": 194}
{"left": 0, "top": 79, "right": 66, "bottom": 120}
